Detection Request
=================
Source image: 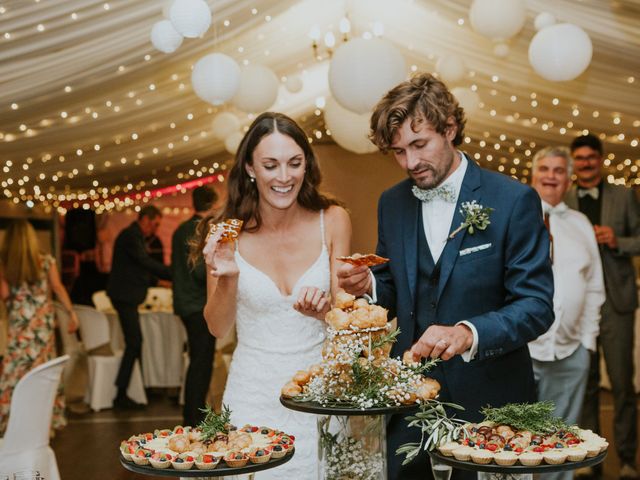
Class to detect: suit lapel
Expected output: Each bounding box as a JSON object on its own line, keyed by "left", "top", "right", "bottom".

{"left": 403, "top": 194, "right": 420, "bottom": 307}
{"left": 600, "top": 183, "right": 613, "bottom": 225}
{"left": 437, "top": 159, "right": 482, "bottom": 300}
{"left": 564, "top": 185, "right": 579, "bottom": 210}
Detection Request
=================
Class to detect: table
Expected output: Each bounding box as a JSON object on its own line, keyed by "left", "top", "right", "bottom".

{"left": 281, "top": 396, "right": 419, "bottom": 480}
{"left": 106, "top": 308, "right": 187, "bottom": 388}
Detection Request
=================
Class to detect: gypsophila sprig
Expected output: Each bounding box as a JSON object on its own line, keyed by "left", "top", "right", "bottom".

{"left": 197, "top": 403, "right": 231, "bottom": 440}
{"left": 481, "top": 401, "right": 574, "bottom": 435}
{"left": 449, "top": 200, "right": 494, "bottom": 240}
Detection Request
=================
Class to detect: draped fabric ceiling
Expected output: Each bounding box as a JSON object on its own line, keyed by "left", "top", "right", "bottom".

{"left": 1, "top": 0, "right": 639, "bottom": 212}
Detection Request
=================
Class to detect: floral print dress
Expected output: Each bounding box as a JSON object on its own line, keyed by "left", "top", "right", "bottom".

{"left": 0, "top": 254, "right": 66, "bottom": 435}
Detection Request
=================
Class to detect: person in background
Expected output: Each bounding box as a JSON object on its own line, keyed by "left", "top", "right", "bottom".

{"left": 566, "top": 133, "right": 640, "bottom": 480}
{"left": 107, "top": 205, "right": 172, "bottom": 410}
{"left": 529, "top": 146, "right": 605, "bottom": 480}
{"left": 0, "top": 219, "right": 79, "bottom": 434}
{"left": 172, "top": 185, "right": 218, "bottom": 427}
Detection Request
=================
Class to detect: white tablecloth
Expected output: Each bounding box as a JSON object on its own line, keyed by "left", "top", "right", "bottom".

{"left": 106, "top": 309, "right": 187, "bottom": 388}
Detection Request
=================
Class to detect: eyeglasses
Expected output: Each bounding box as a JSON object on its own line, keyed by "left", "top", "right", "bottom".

{"left": 573, "top": 154, "right": 600, "bottom": 162}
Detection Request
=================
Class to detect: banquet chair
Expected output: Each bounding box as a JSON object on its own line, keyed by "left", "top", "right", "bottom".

{"left": 91, "top": 289, "right": 114, "bottom": 312}
{"left": 74, "top": 305, "right": 147, "bottom": 411}
{"left": 0, "top": 355, "right": 69, "bottom": 480}
{"left": 53, "top": 301, "right": 85, "bottom": 397}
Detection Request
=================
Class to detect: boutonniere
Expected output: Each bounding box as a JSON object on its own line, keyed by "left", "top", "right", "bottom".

{"left": 448, "top": 200, "right": 494, "bottom": 240}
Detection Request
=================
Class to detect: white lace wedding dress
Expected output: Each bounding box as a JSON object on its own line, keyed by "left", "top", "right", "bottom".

{"left": 222, "top": 211, "right": 329, "bottom": 479}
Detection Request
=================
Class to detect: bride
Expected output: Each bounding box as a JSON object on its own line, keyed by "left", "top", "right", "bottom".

{"left": 198, "top": 112, "right": 351, "bottom": 478}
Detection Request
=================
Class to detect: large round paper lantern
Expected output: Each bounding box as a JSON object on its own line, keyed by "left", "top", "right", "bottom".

{"left": 324, "top": 97, "right": 377, "bottom": 155}
{"left": 169, "top": 0, "right": 211, "bottom": 38}
{"left": 211, "top": 112, "right": 240, "bottom": 140}
{"left": 231, "top": 65, "right": 279, "bottom": 112}
{"left": 150, "top": 20, "right": 183, "bottom": 54}
{"left": 224, "top": 131, "right": 244, "bottom": 155}
{"left": 435, "top": 55, "right": 466, "bottom": 84}
{"left": 285, "top": 75, "right": 303, "bottom": 93}
{"left": 469, "top": 0, "right": 526, "bottom": 41}
{"left": 451, "top": 87, "right": 480, "bottom": 115}
{"left": 329, "top": 38, "right": 406, "bottom": 114}
{"left": 191, "top": 53, "right": 241, "bottom": 105}
{"left": 528, "top": 23, "right": 592, "bottom": 81}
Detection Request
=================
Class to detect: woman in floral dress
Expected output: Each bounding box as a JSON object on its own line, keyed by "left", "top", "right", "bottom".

{"left": 0, "top": 219, "right": 79, "bottom": 435}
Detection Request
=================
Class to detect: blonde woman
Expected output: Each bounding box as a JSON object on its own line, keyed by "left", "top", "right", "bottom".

{"left": 0, "top": 219, "right": 79, "bottom": 434}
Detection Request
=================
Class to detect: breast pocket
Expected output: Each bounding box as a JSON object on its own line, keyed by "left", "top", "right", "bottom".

{"left": 457, "top": 242, "right": 496, "bottom": 264}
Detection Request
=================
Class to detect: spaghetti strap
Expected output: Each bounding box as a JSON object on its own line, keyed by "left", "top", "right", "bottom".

{"left": 320, "top": 209, "right": 326, "bottom": 248}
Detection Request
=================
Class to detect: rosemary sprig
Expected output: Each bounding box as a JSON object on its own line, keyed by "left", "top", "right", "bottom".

{"left": 197, "top": 404, "right": 232, "bottom": 440}
{"left": 370, "top": 328, "right": 401, "bottom": 351}
{"left": 481, "top": 401, "right": 572, "bottom": 434}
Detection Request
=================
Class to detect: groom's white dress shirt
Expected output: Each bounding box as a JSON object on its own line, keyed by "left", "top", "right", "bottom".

{"left": 528, "top": 200, "right": 605, "bottom": 361}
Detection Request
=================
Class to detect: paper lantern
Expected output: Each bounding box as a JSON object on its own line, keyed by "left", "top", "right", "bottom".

{"left": 493, "top": 43, "right": 510, "bottom": 58}
{"left": 169, "top": 0, "right": 211, "bottom": 38}
{"left": 231, "top": 65, "right": 279, "bottom": 112}
{"left": 211, "top": 112, "right": 240, "bottom": 140}
{"left": 224, "top": 131, "right": 244, "bottom": 155}
{"left": 451, "top": 87, "right": 480, "bottom": 115}
{"left": 469, "top": 0, "right": 526, "bottom": 41}
{"left": 534, "top": 12, "right": 556, "bottom": 31}
{"left": 529, "top": 23, "right": 592, "bottom": 81}
{"left": 329, "top": 38, "right": 406, "bottom": 114}
{"left": 435, "top": 55, "right": 466, "bottom": 84}
{"left": 285, "top": 75, "right": 303, "bottom": 93}
{"left": 191, "top": 53, "right": 241, "bottom": 105}
{"left": 161, "top": 0, "right": 174, "bottom": 18}
{"left": 324, "top": 97, "right": 377, "bottom": 155}
{"left": 150, "top": 20, "right": 183, "bottom": 54}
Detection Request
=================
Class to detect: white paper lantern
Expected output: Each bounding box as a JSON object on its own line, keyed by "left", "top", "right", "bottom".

{"left": 169, "top": 0, "right": 211, "bottom": 38}
{"left": 329, "top": 38, "right": 406, "bottom": 114}
{"left": 324, "top": 97, "right": 377, "bottom": 155}
{"left": 231, "top": 65, "right": 279, "bottom": 112}
{"left": 162, "top": 0, "right": 174, "bottom": 18}
{"left": 285, "top": 75, "right": 303, "bottom": 93}
{"left": 191, "top": 53, "right": 241, "bottom": 105}
{"left": 451, "top": 87, "right": 480, "bottom": 115}
{"left": 469, "top": 0, "right": 526, "bottom": 41}
{"left": 435, "top": 55, "right": 466, "bottom": 84}
{"left": 224, "top": 131, "right": 244, "bottom": 155}
{"left": 534, "top": 12, "right": 556, "bottom": 31}
{"left": 528, "top": 23, "right": 592, "bottom": 81}
{"left": 150, "top": 20, "right": 183, "bottom": 54}
{"left": 211, "top": 112, "right": 240, "bottom": 140}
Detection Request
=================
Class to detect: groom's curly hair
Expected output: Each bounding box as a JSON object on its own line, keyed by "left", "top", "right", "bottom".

{"left": 369, "top": 73, "right": 466, "bottom": 153}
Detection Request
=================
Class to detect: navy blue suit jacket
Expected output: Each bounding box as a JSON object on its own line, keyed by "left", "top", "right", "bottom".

{"left": 373, "top": 159, "right": 554, "bottom": 420}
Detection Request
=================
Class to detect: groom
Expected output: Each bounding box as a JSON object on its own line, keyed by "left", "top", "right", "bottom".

{"left": 338, "top": 73, "right": 554, "bottom": 480}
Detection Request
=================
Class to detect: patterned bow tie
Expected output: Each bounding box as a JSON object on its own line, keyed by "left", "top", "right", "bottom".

{"left": 578, "top": 187, "right": 599, "bottom": 200}
{"left": 412, "top": 184, "right": 457, "bottom": 203}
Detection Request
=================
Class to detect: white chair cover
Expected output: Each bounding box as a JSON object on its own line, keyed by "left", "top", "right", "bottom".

{"left": 53, "top": 302, "right": 85, "bottom": 395}
{"left": 0, "top": 355, "right": 69, "bottom": 480}
{"left": 74, "top": 305, "right": 111, "bottom": 352}
{"left": 91, "top": 290, "right": 114, "bottom": 312}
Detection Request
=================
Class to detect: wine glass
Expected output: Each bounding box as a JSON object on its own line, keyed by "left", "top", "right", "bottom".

{"left": 431, "top": 455, "right": 453, "bottom": 480}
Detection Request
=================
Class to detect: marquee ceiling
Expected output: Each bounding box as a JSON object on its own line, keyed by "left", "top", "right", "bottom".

{"left": 0, "top": 0, "right": 639, "bottom": 212}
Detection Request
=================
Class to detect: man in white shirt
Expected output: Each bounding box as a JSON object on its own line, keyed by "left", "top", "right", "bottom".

{"left": 530, "top": 146, "right": 605, "bottom": 480}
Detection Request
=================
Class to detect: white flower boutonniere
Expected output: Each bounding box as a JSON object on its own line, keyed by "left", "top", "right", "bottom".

{"left": 449, "top": 200, "right": 494, "bottom": 240}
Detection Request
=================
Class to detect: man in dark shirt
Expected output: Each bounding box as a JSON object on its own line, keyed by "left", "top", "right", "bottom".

{"left": 171, "top": 185, "right": 218, "bottom": 426}
{"left": 107, "top": 205, "right": 172, "bottom": 409}
{"left": 565, "top": 134, "right": 640, "bottom": 480}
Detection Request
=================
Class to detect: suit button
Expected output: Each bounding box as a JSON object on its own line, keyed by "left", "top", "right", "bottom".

{"left": 410, "top": 311, "right": 415, "bottom": 318}
{"left": 430, "top": 302, "right": 436, "bottom": 309}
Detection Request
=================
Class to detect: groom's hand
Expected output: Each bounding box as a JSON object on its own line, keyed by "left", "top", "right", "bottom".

{"left": 337, "top": 263, "right": 372, "bottom": 297}
{"left": 411, "top": 324, "right": 474, "bottom": 361}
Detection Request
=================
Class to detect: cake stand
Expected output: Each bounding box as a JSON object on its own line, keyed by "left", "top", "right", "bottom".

{"left": 429, "top": 450, "right": 607, "bottom": 480}
{"left": 120, "top": 450, "right": 294, "bottom": 480}
{"left": 281, "top": 396, "right": 419, "bottom": 480}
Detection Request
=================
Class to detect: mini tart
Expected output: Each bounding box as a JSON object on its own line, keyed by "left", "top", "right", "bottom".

{"left": 171, "top": 453, "right": 195, "bottom": 470}
{"left": 583, "top": 442, "right": 602, "bottom": 457}
{"left": 249, "top": 448, "right": 272, "bottom": 464}
{"left": 493, "top": 451, "right": 518, "bottom": 466}
{"left": 224, "top": 452, "right": 249, "bottom": 468}
{"left": 132, "top": 449, "right": 152, "bottom": 466}
{"left": 543, "top": 450, "right": 568, "bottom": 465}
{"left": 452, "top": 446, "right": 474, "bottom": 462}
{"left": 195, "top": 453, "right": 220, "bottom": 470}
{"left": 149, "top": 452, "right": 172, "bottom": 469}
{"left": 438, "top": 441, "right": 460, "bottom": 457}
{"left": 598, "top": 440, "right": 609, "bottom": 453}
{"left": 519, "top": 452, "right": 543, "bottom": 466}
{"left": 120, "top": 441, "right": 134, "bottom": 461}
{"left": 470, "top": 450, "right": 494, "bottom": 465}
{"left": 566, "top": 447, "right": 588, "bottom": 462}
{"left": 270, "top": 444, "right": 287, "bottom": 459}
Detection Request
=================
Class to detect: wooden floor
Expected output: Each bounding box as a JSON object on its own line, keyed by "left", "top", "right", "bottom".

{"left": 49, "top": 390, "right": 638, "bottom": 479}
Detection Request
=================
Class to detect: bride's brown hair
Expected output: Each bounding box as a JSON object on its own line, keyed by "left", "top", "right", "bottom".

{"left": 190, "top": 112, "right": 340, "bottom": 264}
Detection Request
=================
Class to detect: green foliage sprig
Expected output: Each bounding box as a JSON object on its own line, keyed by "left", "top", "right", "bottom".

{"left": 198, "top": 404, "right": 232, "bottom": 441}
{"left": 481, "top": 401, "right": 573, "bottom": 434}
